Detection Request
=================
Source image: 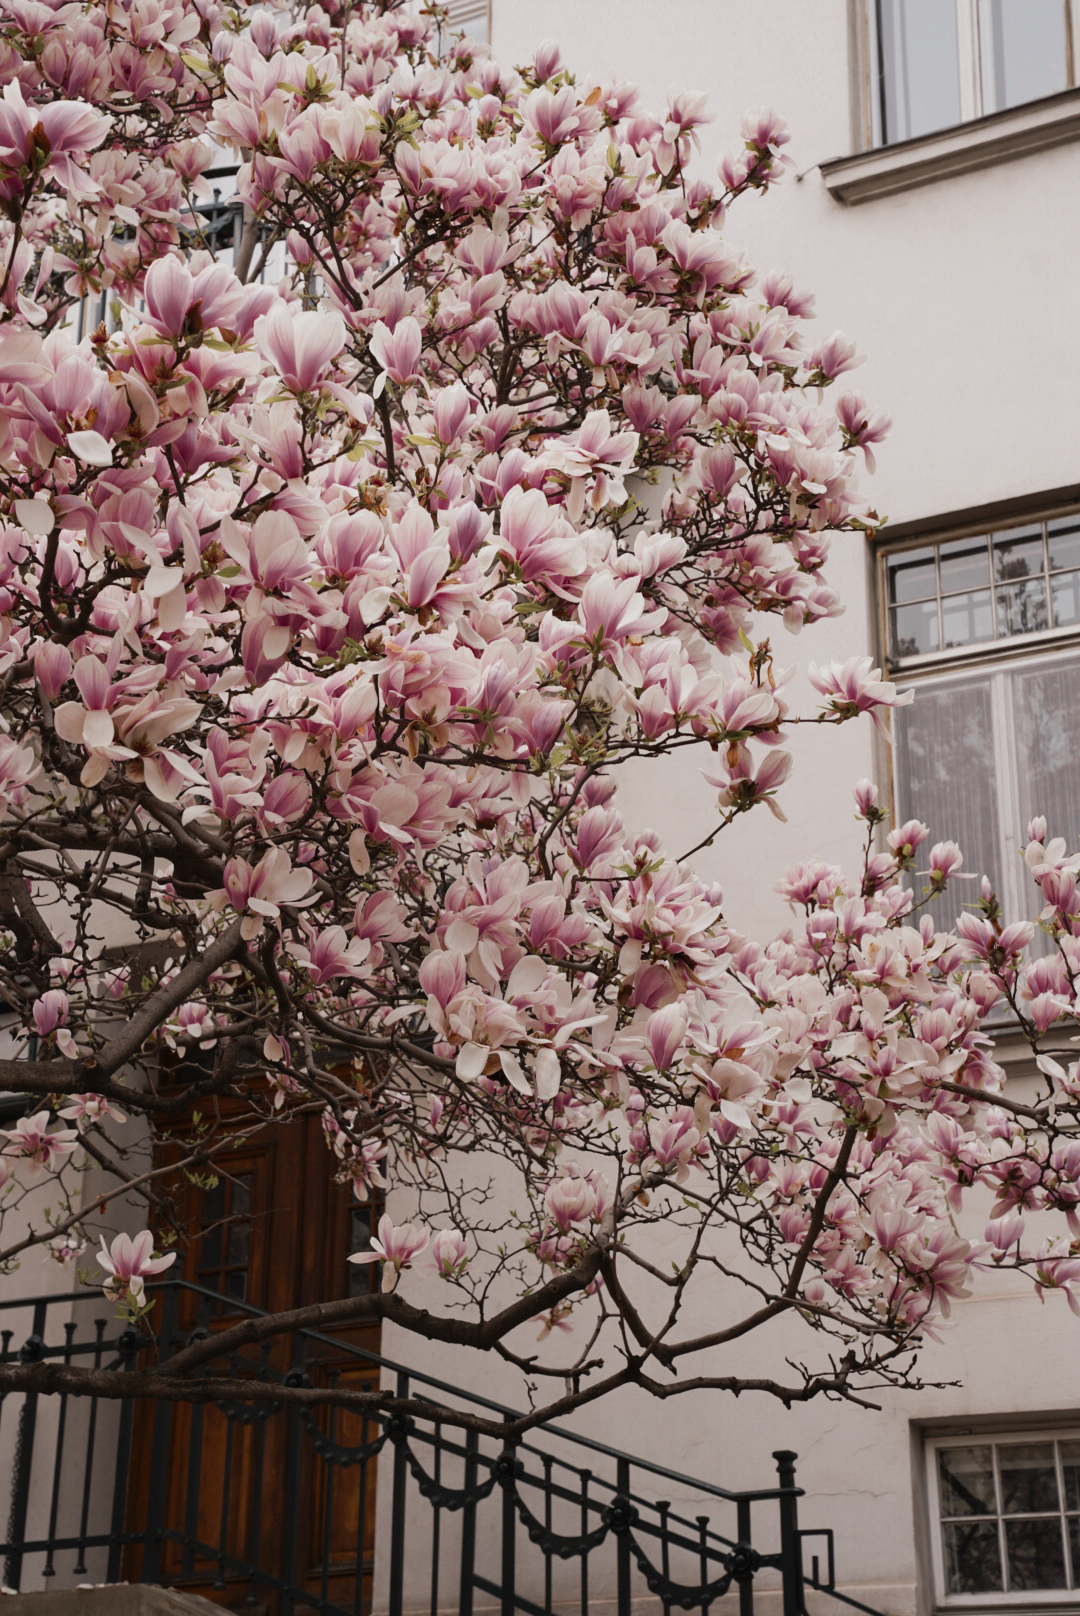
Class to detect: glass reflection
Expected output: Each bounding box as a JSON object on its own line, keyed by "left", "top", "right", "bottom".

{"left": 997, "top": 580, "right": 1048, "bottom": 637}
{"left": 877, "top": 0, "right": 962, "bottom": 143}
{"left": 942, "top": 1520, "right": 1003, "bottom": 1593}
{"left": 891, "top": 600, "right": 939, "bottom": 658}
{"left": 940, "top": 1446, "right": 997, "bottom": 1517}
{"left": 939, "top": 536, "right": 989, "bottom": 594}
{"left": 942, "top": 590, "right": 993, "bottom": 648}
{"left": 979, "top": 0, "right": 1068, "bottom": 114}
{"left": 887, "top": 546, "right": 936, "bottom": 603}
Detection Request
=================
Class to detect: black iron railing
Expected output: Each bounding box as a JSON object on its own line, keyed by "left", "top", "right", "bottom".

{"left": 0, "top": 1280, "right": 883, "bottom": 1616}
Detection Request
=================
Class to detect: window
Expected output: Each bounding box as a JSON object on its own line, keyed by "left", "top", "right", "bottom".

{"left": 882, "top": 509, "right": 1080, "bottom": 941}
{"left": 884, "top": 514, "right": 1080, "bottom": 665}
{"left": 348, "top": 1201, "right": 378, "bottom": 1297}
{"left": 198, "top": 1171, "right": 253, "bottom": 1308}
{"left": 873, "top": 0, "right": 1077, "bottom": 146}
{"left": 928, "top": 1433, "right": 1080, "bottom": 1600}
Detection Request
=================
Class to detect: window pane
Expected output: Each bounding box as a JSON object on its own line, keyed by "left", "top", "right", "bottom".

{"left": 1004, "top": 1516, "right": 1067, "bottom": 1591}
{"left": 1061, "top": 1441, "right": 1080, "bottom": 1510}
{"left": 233, "top": 1174, "right": 252, "bottom": 1217}
{"left": 939, "top": 1445, "right": 998, "bottom": 1517}
{"left": 887, "top": 546, "right": 937, "bottom": 603}
{"left": 942, "top": 1519, "right": 1003, "bottom": 1593}
{"left": 348, "top": 1205, "right": 375, "bottom": 1298}
{"left": 999, "top": 1442, "right": 1060, "bottom": 1513}
{"left": 1049, "top": 514, "right": 1080, "bottom": 572}
{"left": 939, "top": 536, "right": 989, "bottom": 594}
{"left": 877, "top": 0, "right": 961, "bottom": 143}
{"left": 1012, "top": 657, "right": 1080, "bottom": 876}
{"left": 1068, "top": 1514, "right": 1080, "bottom": 1582}
{"left": 942, "top": 590, "right": 993, "bottom": 649}
{"left": 225, "top": 1268, "right": 247, "bottom": 1302}
{"left": 993, "top": 524, "right": 1045, "bottom": 583}
{"left": 894, "top": 681, "right": 1001, "bottom": 927}
{"left": 997, "top": 579, "right": 1049, "bottom": 637}
{"left": 979, "top": 0, "right": 1068, "bottom": 115}
{"left": 225, "top": 1216, "right": 250, "bottom": 1269}
{"left": 891, "top": 600, "right": 939, "bottom": 659}
{"left": 1051, "top": 570, "right": 1080, "bottom": 628}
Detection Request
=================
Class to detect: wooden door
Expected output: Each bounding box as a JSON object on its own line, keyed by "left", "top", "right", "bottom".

{"left": 125, "top": 1106, "right": 381, "bottom": 1613}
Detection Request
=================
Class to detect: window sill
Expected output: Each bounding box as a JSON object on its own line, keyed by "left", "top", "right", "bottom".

{"left": 821, "top": 87, "right": 1080, "bottom": 204}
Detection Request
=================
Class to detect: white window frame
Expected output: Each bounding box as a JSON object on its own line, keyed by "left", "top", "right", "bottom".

{"left": 878, "top": 506, "right": 1080, "bottom": 937}
{"left": 891, "top": 644, "right": 1080, "bottom": 930}
{"left": 866, "top": 0, "right": 1080, "bottom": 147}
{"left": 925, "top": 1426, "right": 1080, "bottom": 1606}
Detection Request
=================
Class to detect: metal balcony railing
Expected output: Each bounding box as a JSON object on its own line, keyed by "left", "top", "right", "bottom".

{"left": 0, "top": 1280, "right": 883, "bottom": 1616}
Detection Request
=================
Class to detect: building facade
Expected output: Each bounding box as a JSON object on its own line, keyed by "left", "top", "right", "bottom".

{"left": 370, "top": 3, "right": 1080, "bottom": 1612}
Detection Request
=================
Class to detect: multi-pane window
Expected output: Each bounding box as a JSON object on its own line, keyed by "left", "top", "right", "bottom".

{"left": 885, "top": 513, "right": 1080, "bottom": 666}
{"left": 873, "top": 0, "right": 1076, "bottom": 145}
{"left": 198, "top": 1172, "right": 253, "bottom": 1307}
{"left": 883, "top": 510, "right": 1080, "bottom": 944}
{"left": 930, "top": 1436, "right": 1080, "bottom": 1598}
{"left": 348, "top": 1202, "right": 377, "bottom": 1297}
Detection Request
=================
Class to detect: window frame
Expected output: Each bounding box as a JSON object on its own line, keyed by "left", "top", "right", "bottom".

{"left": 876, "top": 502, "right": 1080, "bottom": 949}
{"left": 925, "top": 1426, "right": 1080, "bottom": 1606}
{"left": 864, "top": 0, "right": 1080, "bottom": 148}
{"left": 877, "top": 502, "right": 1080, "bottom": 679}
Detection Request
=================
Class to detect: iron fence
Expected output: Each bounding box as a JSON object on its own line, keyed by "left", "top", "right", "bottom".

{"left": 0, "top": 1280, "right": 883, "bottom": 1616}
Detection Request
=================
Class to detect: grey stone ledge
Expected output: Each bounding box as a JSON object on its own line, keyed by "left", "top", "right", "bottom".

{"left": 0, "top": 1587, "right": 222, "bottom": 1615}
{"left": 820, "top": 86, "right": 1080, "bottom": 204}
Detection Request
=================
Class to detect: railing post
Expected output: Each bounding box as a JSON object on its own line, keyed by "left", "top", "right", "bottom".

{"left": 3, "top": 1301, "right": 47, "bottom": 1592}
{"left": 498, "top": 1426, "right": 517, "bottom": 1616}
{"left": 106, "top": 1326, "right": 140, "bottom": 1584}
{"left": 737, "top": 1497, "right": 755, "bottom": 1616}
{"left": 142, "top": 1283, "right": 180, "bottom": 1585}
{"left": 387, "top": 1370, "right": 409, "bottom": 1616}
{"left": 458, "top": 1429, "right": 478, "bottom": 1616}
{"left": 774, "top": 1450, "right": 804, "bottom": 1616}
{"left": 616, "top": 1456, "right": 632, "bottom": 1616}
{"left": 281, "top": 1342, "right": 310, "bottom": 1616}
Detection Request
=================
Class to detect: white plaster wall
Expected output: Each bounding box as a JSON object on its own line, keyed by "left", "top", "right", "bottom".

{"left": 367, "top": 6, "right": 1080, "bottom": 1613}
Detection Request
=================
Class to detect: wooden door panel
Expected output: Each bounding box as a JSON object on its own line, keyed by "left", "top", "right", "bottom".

{"left": 126, "top": 1104, "right": 381, "bottom": 1612}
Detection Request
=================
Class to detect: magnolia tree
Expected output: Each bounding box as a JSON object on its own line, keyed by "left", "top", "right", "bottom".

{"left": 0, "top": 0, "right": 1077, "bottom": 1439}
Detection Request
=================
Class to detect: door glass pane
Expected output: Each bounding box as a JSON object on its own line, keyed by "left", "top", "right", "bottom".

{"left": 891, "top": 600, "right": 939, "bottom": 658}
{"left": 942, "top": 590, "right": 993, "bottom": 648}
{"left": 1004, "top": 1516, "right": 1067, "bottom": 1590}
{"left": 939, "top": 1446, "right": 998, "bottom": 1517}
{"left": 877, "top": 0, "right": 962, "bottom": 143}
{"left": 894, "top": 680, "right": 1001, "bottom": 928}
{"left": 998, "top": 1442, "right": 1060, "bottom": 1513}
{"left": 942, "top": 1520, "right": 1003, "bottom": 1593}
{"left": 1048, "top": 513, "right": 1080, "bottom": 572}
{"left": 979, "top": 0, "right": 1068, "bottom": 114}
{"left": 1061, "top": 1441, "right": 1080, "bottom": 1510}
{"left": 887, "top": 545, "right": 937, "bottom": 603}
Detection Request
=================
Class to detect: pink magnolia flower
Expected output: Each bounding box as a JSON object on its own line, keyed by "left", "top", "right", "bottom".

{"left": 217, "top": 848, "right": 317, "bottom": 938}
{"left": 369, "top": 317, "right": 423, "bottom": 393}
{"left": 431, "top": 1228, "right": 468, "bottom": 1278}
{"left": 255, "top": 302, "right": 346, "bottom": 392}
{"left": 289, "top": 924, "right": 371, "bottom": 984}
{"left": 97, "top": 1229, "right": 176, "bottom": 1312}
{"left": 809, "top": 657, "right": 914, "bottom": 734}
{"left": 58, "top": 1093, "right": 126, "bottom": 1131}
{"left": 544, "top": 1172, "right": 597, "bottom": 1232}
{"left": 542, "top": 410, "right": 639, "bottom": 523}
{"left": 645, "top": 1002, "right": 687, "bottom": 1071}
{"left": 348, "top": 1213, "right": 428, "bottom": 1292}
{"left": 1, "top": 1111, "right": 79, "bottom": 1178}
